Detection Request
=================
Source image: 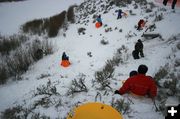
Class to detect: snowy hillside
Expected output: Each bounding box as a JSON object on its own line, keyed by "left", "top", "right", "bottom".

{"left": 0, "top": 0, "right": 180, "bottom": 119}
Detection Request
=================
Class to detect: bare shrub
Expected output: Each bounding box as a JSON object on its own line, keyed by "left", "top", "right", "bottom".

{"left": 1, "top": 105, "right": 50, "bottom": 119}
{"left": 104, "top": 27, "right": 112, "bottom": 32}
{"left": 21, "top": 19, "right": 44, "bottom": 35}
{"left": 0, "top": 39, "right": 54, "bottom": 84}
{"left": 134, "top": 0, "right": 147, "bottom": 5}
{"left": 154, "top": 67, "right": 168, "bottom": 86}
{"left": 1, "top": 105, "right": 27, "bottom": 119}
{"left": 176, "top": 42, "right": 180, "bottom": 50}
{"left": 94, "top": 45, "right": 127, "bottom": 90}
{"left": 0, "top": 34, "right": 29, "bottom": 55}
{"left": 21, "top": 11, "right": 67, "bottom": 37}
{"left": 154, "top": 13, "right": 164, "bottom": 22}
{"left": 6, "top": 48, "right": 33, "bottom": 78}
{"left": 67, "top": 5, "right": 77, "bottom": 23}
{"left": 67, "top": 74, "right": 88, "bottom": 95}
{"left": 94, "top": 60, "right": 114, "bottom": 90}
{"left": 0, "top": 0, "right": 25, "bottom": 2}
{"left": 113, "top": 0, "right": 132, "bottom": 7}
{"left": 111, "top": 98, "right": 131, "bottom": 115}
{"left": 100, "top": 39, "right": 109, "bottom": 45}
{"left": 0, "top": 63, "right": 8, "bottom": 84}
{"left": 78, "top": 27, "right": 86, "bottom": 35}
{"left": 31, "top": 113, "right": 50, "bottom": 119}
{"left": 48, "top": 11, "right": 67, "bottom": 37}
{"left": 35, "top": 80, "right": 59, "bottom": 96}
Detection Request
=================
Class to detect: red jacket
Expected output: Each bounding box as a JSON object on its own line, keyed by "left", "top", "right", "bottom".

{"left": 118, "top": 74, "right": 157, "bottom": 98}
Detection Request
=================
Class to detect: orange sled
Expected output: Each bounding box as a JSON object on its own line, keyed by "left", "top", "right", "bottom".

{"left": 95, "top": 22, "right": 102, "bottom": 28}
{"left": 61, "top": 60, "right": 70, "bottom": 67}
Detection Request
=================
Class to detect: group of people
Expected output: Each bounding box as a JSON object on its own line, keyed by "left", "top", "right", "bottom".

{"left": 60, "top": 0, "right": 180, "bottom": 99}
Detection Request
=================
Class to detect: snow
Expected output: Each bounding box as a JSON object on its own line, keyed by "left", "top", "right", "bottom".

{"left": 0, "top": 0, "right": 84, "bottom": 35}
{"left": 0, "top": 0, "right": 180, "bottom": 119}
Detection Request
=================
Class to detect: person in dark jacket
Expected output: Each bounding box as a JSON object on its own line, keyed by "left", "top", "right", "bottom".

{"left": 114, "top": 65, "right": 157, "bottom": 99}
{"left": 117, "top": 9, "right": 123, "bottom": 19}
{"left": 163, "top": 0, "right": 177, "bottom": 9}
{"left": 62, "top": 52, "right": 69, "bottom": 60}
{"left": 135, "top": 39, "right": 144, "bottom": 58}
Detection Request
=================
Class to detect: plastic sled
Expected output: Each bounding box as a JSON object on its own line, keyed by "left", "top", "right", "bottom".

{"left": 95, "top": 22, "right": 102, "bottom": 28}
{"left": 61, "top": 60, "right": 70, "bottom": 67}
{"left": 67, "top": 102, "right": 123, "bottom": 119}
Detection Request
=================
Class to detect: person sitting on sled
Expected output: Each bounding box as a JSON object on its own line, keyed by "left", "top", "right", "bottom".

{"left": 61, "top": 52, "right": 71, "bottom": 67}
{"left": 114, "top": 64, "right": 157, "bottom": 99}
{"left": 96, "top": 15, "right": 103, "bottom": 26}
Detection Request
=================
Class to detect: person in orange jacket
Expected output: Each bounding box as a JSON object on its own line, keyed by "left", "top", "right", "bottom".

{"left": 115, "top": 65, "right": 157, "bottom": 99}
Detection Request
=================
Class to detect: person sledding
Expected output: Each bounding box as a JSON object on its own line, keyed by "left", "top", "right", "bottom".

{"left": 132, "top": 39, "right": 144, "bottom": 59}
{"left": 114, "top": 64, "right": 157, "bottom": 99}
{"left": 116, "top": 9, "right": 128, "bottom": 19}
{"left": 137, "top": 19, "right": 146, "bottom": 31}
{"left": 61, "top": 52, "right": 71, "bottom": 67}
{"left": 95, "top": 15, "right": 103, "bottom": 28}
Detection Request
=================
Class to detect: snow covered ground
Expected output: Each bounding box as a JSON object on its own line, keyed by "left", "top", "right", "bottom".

{"left": 0, "top": 0, "right": 180, "bottom": 118}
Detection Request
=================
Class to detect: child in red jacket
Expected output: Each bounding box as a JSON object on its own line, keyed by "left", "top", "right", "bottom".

{"left": 115, "top": 65, "right": 157, "bottom": 98}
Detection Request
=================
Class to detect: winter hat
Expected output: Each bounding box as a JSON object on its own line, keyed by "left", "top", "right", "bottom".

{"left": 138, "top": 39, "right": 141, "bottom": 42}
{"left": 138, "top": 64, "right": 148, "bottom": 74}
{"left": 129, "top": 70, "right": 138, "bottom": 77}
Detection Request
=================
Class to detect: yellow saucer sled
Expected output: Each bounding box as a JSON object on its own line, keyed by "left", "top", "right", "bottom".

{"left": 67, "top": 102, "right": 123, "bottom": 119}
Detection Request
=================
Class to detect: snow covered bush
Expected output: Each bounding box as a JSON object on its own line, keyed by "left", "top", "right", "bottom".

{"left": 104, "top": 27, "right": 113, "bottom": 33}
{"left": 0, "top": 34, "right": 28, "bottom": 55}
{"left": 78, "top": 27, "right": 86, "bottom": 35}
{"left": 154, "top": 66, "right": 168, "bottom": 87}
{"left": 0, "top": 39, "right": 54, "bottom": 84}
{"left": 111, "top": 98, "right": 131, "bottom": 115}
{"left": 113, "top": 0, "right": 132, "bottom": 7}
{"left": 154, "top": 13, "right": 164, "bottom": 22}
{"left": 34, "top": 80, "right": 59, "bottom": 96}
{"left": 154, "top": 55, "right": 180, "bottom": 116}
{"left": 67, "top": 74, "right": 88, "bottom": 96}
{"left": 1, "top": 105, "right": 51, "bottom": 119}
{"left": 100, "top": 39, "right": 109, "bottom": 45}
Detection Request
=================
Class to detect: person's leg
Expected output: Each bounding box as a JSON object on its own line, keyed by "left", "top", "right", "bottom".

{"left": 133, "top": 50, "right": 140, "bottom": 59}
{"left": 163, "top": 0, "right": 168, "bottom": 6}
{"left": 172, "top": 0, "right": 177, "bottom": 9}
{"left": 140, "top": 50, "right": 144, "bottom": 57}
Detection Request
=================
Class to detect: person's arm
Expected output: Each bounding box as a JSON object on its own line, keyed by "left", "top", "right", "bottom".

{"left": 149, "top": 80, "right": 157, "bottom": 98}
{"left": 118, "top": 79, "right": 131, "bottom": 95}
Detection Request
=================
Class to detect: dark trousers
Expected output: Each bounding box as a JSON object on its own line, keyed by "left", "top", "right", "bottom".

{"left": 163, "top": 0, "right": 177, "bottom": 9}
{"left": 132, "top": 50, "right": 139, "bottom": 59}
{"left": 132, "top": 50, "right": 144, "bottom": 59}
{"left": 139, "top": 49, "right": 144, "bottom": 57}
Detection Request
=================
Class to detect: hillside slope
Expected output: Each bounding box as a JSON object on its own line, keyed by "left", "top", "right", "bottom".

{"left": 0, "top": 0, "right": 180, "bottom": 118}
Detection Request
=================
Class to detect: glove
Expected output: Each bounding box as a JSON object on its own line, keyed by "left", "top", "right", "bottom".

{"left": 114, "top": 90, "right": 120, "bottom": 95}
